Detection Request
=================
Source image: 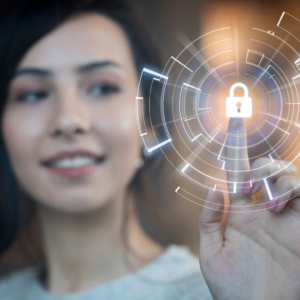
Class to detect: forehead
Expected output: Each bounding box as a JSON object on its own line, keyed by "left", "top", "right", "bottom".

{"left": 19, "top": 13, "right": 133, "bottom": 69}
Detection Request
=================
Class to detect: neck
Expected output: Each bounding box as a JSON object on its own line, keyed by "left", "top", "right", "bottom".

{"left": 38, "top": 193, "right": 164, "bottom": 295}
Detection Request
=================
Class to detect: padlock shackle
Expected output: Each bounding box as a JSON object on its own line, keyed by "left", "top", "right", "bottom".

{"left": 230, "top": 82, "right": 249, "bottom": 98}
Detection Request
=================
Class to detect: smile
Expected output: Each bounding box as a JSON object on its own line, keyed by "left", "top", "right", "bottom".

{"left": 42, "top": 150, "right": 106, "bottom": 179}
{"left": 47, "top": 156, "right": 104, "bottom": 168}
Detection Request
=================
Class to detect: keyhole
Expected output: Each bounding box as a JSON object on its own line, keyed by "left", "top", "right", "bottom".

{"left": 236, "top": 102, "right": 242, "bottom": 113}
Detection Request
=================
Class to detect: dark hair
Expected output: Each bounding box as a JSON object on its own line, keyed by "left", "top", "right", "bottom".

{"left": 0, "top": 0, "right": 170, "bottom": 270}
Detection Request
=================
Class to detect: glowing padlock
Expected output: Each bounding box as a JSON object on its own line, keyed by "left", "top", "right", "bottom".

{"left": 226, "top": 82, "right": 252, "bottom": 118}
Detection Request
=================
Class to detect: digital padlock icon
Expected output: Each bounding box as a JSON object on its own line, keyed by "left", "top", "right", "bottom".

{"left": 226, "top": 82, "right": 252, "bottom": 118}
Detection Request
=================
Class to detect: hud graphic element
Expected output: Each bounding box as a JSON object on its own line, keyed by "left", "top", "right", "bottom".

{"left": 136, "top": 12, "right": 300, "bottom": 213}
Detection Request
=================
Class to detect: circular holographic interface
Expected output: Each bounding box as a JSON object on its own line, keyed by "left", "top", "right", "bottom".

{"left": 136, "top": 12, "right": 300, "bottom": 213}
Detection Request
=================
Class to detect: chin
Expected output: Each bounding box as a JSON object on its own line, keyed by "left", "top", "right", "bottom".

{"left": 36, "top": 188, "right": 115, "bottom": 215}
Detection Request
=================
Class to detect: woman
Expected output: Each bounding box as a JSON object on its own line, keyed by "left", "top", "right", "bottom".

{"left": 1, "top": 0, "right": 300, "bottom": 299}
{"left": 0, "top": 0, "right": 212, "bottom": 298}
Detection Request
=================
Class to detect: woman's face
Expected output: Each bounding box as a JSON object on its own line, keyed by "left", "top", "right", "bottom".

{"left": 2, "top": 14, "right": 141, "bottom": 213}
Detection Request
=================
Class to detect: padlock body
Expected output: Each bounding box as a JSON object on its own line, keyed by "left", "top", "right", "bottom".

{"left": 226, "top": 96, "right": 252, "bottom": 118}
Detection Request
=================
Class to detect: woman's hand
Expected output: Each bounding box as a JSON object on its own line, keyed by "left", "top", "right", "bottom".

{"left": 198, "top": 118, "right": 300, "bottom": 300}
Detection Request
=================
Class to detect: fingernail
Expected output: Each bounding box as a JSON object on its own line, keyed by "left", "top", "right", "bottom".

{"left": 242, "top": 175, "right": 255, "bottom": 194}
{"left": 267, "top": 192, "right": 279, "bottom": 212}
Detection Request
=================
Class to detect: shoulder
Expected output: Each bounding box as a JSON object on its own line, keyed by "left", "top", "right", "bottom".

{"left": 146, "top": 245, "right": 201, "bottom": 280}
{"left": 141, "top": 245, "right": 212, "bottom": 300}
{"left": 0, "top": 268, "right": 38, "bottom": 299}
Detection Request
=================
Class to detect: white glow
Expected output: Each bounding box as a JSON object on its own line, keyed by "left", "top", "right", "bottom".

{"left": 183, "top": 83, "right": 201, "bottom": 91}
{"left": 171, "top": 56, "right": 193, "bottom": 72}
{"left": 143, "top": 68, "right": 168, "bottom": 80}
{"left": 263, "top": 178, "right": 273, "bottom": 200}
{"left": 277, "top": 12, "right": 285, "bottom": 27}
{"left": 181, "top": 163, "right": 190, "bottom": 173}
{"left": 147, "top": 139, "right": 172, "bottom": 153}
{"left": 292, "top": 74, "right": 300, "bottom": 80}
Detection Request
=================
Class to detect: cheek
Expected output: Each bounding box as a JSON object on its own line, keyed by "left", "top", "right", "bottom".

{"left": 94, "top": 104, "right": 140, "bottom": 168}
{"left": 2, "top": 109, "right": 44, "bottom": 176}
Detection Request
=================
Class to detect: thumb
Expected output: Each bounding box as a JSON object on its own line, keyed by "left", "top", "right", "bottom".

{"left": 199, "top": 187, "right": 225, "bottom": 257}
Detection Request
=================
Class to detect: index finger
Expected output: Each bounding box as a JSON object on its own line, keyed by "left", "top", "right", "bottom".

{"left": 226, "top": 118, "right": 250, "bottom": 201}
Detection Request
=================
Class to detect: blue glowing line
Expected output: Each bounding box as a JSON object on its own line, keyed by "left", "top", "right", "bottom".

{"left": 143, "top": 68, "right": 168, "bottom": 80}
{"left": 147, "top": 139, "right": 172, "bottom": 153}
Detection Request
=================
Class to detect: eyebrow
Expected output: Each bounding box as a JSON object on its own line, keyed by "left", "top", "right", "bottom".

{"left": 14, "top": 61, "right": 121, "bottom": 78}
{"left": 77, "top": 61, "right": 121, "bottom": 73}
{"left": 14, "top": 68, "right": 51, "bottom": 78}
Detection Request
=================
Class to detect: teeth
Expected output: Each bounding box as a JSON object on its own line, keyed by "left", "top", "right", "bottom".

{"left": 53, "top": 156, "right": 96, "bottom": 168}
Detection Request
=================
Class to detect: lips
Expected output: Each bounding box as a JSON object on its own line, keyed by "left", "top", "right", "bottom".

{"left": 41, "top": 150, "right": 105, "bottom": 179}
{"left": 42, "top": 150, "right": 104, "bottom": 167}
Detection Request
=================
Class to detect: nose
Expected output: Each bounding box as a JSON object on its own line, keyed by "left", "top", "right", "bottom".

{"left": 50, "top": 90, "right": 90, "bottom": 139}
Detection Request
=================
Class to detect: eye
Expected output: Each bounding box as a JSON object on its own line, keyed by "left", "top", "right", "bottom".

{"left": 16, "top": 90, "right": 49, "bottom": 103}
{"left": 89, "top": 83, "right": 120, "bottom": 97}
